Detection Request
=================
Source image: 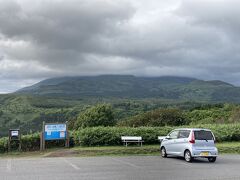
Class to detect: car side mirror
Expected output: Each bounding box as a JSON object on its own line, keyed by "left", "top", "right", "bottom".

{"left": 165, "top": 135, "right": 171, "bottom": 140}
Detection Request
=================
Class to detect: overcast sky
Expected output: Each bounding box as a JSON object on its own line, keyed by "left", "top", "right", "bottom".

{"left": 1, "top": 0, "right": 240, "bottom": 93}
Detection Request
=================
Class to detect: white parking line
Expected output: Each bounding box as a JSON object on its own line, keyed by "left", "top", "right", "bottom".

{"left": 6, "top": 159, "right": 11, "bottom": 172}
{"left": 111, "top": 158, "right": 140, "bottom": 168}
{"left": 63, "top": 158, "right": 80, "bottom": 170}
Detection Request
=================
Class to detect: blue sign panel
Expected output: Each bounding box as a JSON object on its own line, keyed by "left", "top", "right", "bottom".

{"left": 44, "top": 124, "right": 67, "bottom": 140}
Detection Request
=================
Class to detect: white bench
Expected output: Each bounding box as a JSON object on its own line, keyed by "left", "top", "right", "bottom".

{"left": 121, "top": 136, "right": 144, "bottom": 147}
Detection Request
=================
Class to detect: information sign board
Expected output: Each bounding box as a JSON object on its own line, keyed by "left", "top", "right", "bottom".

{"left": 8, "top": 129, "right": 21, "bottom": 151}
{"left": 11, "top": 130, "right": 19, "bottom": 137}
{"left": 44, "top": 124, "right": 67, "bottom": 140}
{"left": 40, "top": 122, "right": 69, "bottom": 151}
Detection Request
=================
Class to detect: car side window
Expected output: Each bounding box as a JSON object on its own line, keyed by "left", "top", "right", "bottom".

{"left": 178, "top": 130, "right": 190, "bottom": 139}
{"left": 169, "top": 130, "right": 179, "bottom": 139}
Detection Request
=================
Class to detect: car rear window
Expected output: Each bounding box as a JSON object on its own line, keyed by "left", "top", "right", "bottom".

{"left": 194, "top": 130, "right": 214, "bottom": 140}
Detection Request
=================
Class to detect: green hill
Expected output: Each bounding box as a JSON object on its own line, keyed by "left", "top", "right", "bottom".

{"left": 16, "top": 75, "right": 239, "bottom": 102}
{"left": 0, "top": 75, "right": 240, "bottom": 137}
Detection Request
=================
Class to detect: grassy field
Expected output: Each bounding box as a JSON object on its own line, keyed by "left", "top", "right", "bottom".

{"left": 1, "top": 142, "right": 240, "bottom": 158}
{"left": 216, "top": 142, "right": 240, "bottom": 154}
{"left": 69, "top": 142, "right": 240, "bottom": 156}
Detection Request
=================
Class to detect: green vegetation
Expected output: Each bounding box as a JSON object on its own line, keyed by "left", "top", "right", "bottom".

{"left": 0, "top": 133, "right": 67, "bottom": 153}
{"left": 2, "top": 75, "right": 240, "bottom": 138}
{"left": 186, "top": 104, "right": 233, "bottom": 124}
{"left": 0, "top": 94, "right": 206, "bottom": 137}
{"left": 72, "top": 142, "right": 240, "bottom": 156}
{"left": 216, "top": 142, "right": 240, "bottom": 154}
{"left": 118, "top": 108, "right": 187, "bottom": 127}
{"left": 2, "top": 92, "right": 240, "bottom": 139}
{"left": 74, "top": 104, "right": 115, "bottom": 129}
{"left": 73, "top": 126, "right": 173, "bottom": 146}
{"left": 1, "top": 75, "right": 240, "bottom": 155}
{"left": 1, "top": 143, "right": 240, "bottom": 158}
{"left": 71, "top": 145, "right": 161, "bottom": 157}
{"left": 0, "top": 123, "right": 239, "bottom": 153}
{"left": 70, "top": 142, "right": 240, "bottom": 156}
{"left": 72, "top": 124, "right": 240, "bottom": 146}
{"left": 119, "top": 104, "right": 240, "bottom": 127}
{"left": 17, "top": 75, "right": 240, "bottom": 103}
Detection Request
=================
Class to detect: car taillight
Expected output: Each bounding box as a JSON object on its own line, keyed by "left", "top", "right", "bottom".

{"left": 189, "top": 131, "right": 195, "bottom": 144}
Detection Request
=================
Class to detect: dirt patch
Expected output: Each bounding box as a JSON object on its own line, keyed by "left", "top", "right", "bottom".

{"left": 44, "top": 149, "right": 78, "bottom": 157}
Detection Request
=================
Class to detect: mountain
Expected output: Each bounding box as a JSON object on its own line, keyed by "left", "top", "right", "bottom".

{"left": 16, "top": 75, "right": 240, "bottom": 103}
{"left": 1, "top": 75, "right": 240, "bottom": 137}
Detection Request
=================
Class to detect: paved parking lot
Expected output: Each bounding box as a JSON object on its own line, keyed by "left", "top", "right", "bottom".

{"left": 0, "top": 155, "right": 240, "bottom": 180}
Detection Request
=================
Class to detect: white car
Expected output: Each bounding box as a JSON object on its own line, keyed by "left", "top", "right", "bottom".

{"left": 160, "top": 128, "right": 218, "bottom": 162}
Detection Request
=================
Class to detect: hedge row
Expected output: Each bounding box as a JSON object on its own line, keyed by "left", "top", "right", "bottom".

{"left": 0, "top": 124, "right": 240, "bottom": 151}
{"left": 72, "top": 126, "right": 173, "bottom": 146}
{"left": 72, "top": 124, "right": 240, "bottom": 146}
{"left": 0, "top": 133, "right": 67, "bottom": 153}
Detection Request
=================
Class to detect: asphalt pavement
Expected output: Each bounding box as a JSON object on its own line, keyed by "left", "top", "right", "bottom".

{"left": 0, "top": 155, "right": 240, "bottom": 180}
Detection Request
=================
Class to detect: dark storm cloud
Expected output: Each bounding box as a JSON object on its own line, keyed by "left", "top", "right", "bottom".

{"left": 0, "top": 0, "right": 240, "bottom": 92}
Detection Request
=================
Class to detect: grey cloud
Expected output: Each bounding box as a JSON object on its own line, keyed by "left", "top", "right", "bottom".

{"left": 0, "top": 0, "right": 136, "bottom": 71}
{"left": 177, "top": 0, "right": 240, "bottom": 40}
{"left": 0, "top": 0, "right": 240, "bottom": 93}
{"left": 0, "top": 0, "right": 134, "bottom": 50}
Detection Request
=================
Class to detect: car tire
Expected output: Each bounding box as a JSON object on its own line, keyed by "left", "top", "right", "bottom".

{"left": 208, "top": 157, "right": 216, "bottom": 163}
{"left": 184, "top": 150, "right": 193, "bottom": 162}
{"left": 161, "top": 147, "right": 167, "bottom": 158}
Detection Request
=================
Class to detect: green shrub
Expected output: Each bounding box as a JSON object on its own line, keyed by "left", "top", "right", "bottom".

{"left": 1, "top": 123, "right": 240, "bottom": 152}
{"left": 21, "top": 133, "right": 41, "bottom": 151}
{"left": 0, "top": 137, "right": 8, "bottom": 153}
{"left": 73, "top": 126, "right": 173, "bottom": 146}
{"left": 74, "top": 104, "right": 115, "bottom": 129}
{"left": 73, "top": 124, "right": 240, "bottom": 146}
{"left": 118, "top": 108, "right": 187, "bottom": 127}
{"left": 0, "top": 133, "right": 69, "bottom": 153}
{"left": 186, "top": 105, "right": 232, "bottom": 124}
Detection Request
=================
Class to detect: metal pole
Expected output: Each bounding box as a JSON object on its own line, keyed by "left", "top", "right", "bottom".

{"left": 40, "top": 130, "right": 42, "bottom": 151}
{"left": 8, "top": 130, "right": 10, "bottom": 152}
{"left": 19, "top": 130, "right": 21, "bottom": 151}
{"left": 41, "top": 121, "right": 45, "bottom": 151}
{"left": 65, "top": 121, "right": 69, "bottom": 148}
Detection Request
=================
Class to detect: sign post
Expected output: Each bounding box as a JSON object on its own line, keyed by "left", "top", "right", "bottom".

{"left": 8, "top": 129, "right": 21, "bottom": 152}
{"left": 40, "top": 121, "right": 69, "bottom": 151}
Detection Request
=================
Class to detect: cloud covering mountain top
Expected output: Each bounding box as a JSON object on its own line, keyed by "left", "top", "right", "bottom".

{"left": 0, "top": 0, "right": 240, "bottom": 93}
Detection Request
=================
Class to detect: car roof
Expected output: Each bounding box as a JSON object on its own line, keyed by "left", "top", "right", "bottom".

{"left": 173, "top": 128, "right": 211, "bottom": 131}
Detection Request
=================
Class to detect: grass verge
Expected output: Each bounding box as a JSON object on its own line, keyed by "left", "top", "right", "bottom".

{"left": 70, "top": 145, "right": 160, "bottom": 157}
{"left": 1, "top": 142, "right": 240, "bottom": 158}
{"left": 217, "top": 142, "right": 240, "bottom": 154}
{"left": 69, "top": 142, "right": 240, "bottom": 157}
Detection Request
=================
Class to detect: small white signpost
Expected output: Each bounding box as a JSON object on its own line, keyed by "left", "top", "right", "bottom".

{"left": 8, "top": 129, "right": 21, "bottom": 152}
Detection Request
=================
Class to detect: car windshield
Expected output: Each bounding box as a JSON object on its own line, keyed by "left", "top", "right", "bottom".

{"left": 194, "top": 130, "right": 214, "bottom": 140}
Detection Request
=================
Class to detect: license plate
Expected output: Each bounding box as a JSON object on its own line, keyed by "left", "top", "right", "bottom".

{"left": 200, "top": 152, "right": 209, "bottom": 156}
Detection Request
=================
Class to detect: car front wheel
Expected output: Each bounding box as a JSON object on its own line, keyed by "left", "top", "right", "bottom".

{"left": 161, "top": 147, "right": 167, "bottom": 158}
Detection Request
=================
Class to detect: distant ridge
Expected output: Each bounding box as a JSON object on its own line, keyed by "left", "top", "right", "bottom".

{"left": 16, "top": 75, "right": 240, "bottom": 103}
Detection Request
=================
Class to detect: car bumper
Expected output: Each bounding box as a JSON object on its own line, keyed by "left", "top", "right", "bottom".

{"left": 191, "top": 148, "right": 218, "bottom": 158}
